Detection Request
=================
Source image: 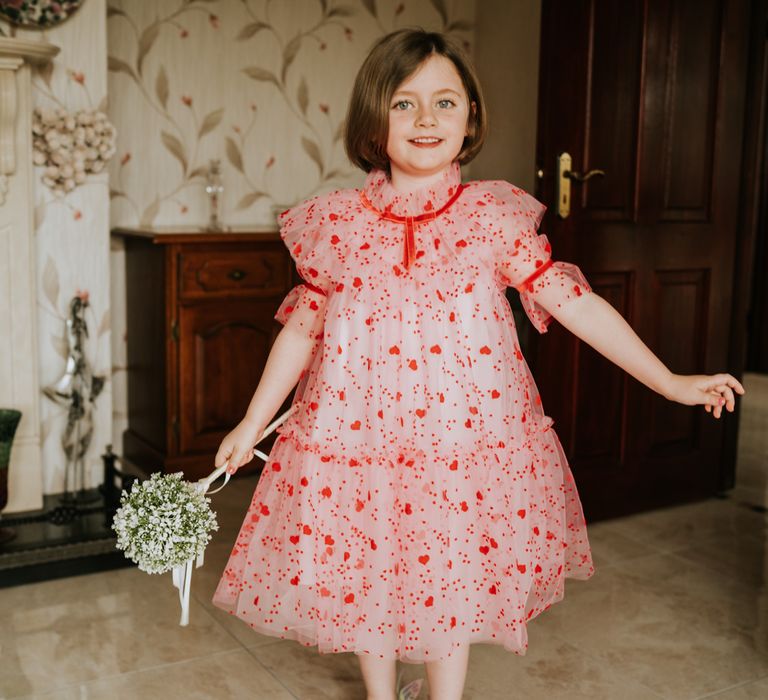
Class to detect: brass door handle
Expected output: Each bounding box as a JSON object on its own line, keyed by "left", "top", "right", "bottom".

{"left": 556, "top": 152, "right": 606, "bottom": 218}
{"left": 564, "top": 168, "right": 606, "bottom": 182}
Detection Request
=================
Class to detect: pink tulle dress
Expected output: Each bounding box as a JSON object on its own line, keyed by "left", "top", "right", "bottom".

{"left": 212, "top": 161, "right": 595, "bottom": 663}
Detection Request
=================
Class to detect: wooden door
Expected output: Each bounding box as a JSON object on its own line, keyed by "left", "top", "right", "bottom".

{"left": 532, "top": 0, "right": 751, "bottom": 520}
{"left": 178, "top": 300, "right": 280, "bottom": 467}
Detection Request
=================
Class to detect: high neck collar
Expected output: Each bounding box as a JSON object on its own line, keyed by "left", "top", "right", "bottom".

{"left": 362, "top": 162, "right": 462, "bottom": 218}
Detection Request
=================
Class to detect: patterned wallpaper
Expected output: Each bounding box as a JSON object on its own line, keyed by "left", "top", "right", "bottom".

{"left": 0, "top": 0, "right": 112, "bottom": 495}
{"left": 106, "top": 0, "right": 475, "bottom": 228}
{"left": 108, "top": 0, "right": 476, "bottom": 453}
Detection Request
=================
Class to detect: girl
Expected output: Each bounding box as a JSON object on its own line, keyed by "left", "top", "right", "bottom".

{"left": 212, "top": 29, "right": 744, "bottom": 700}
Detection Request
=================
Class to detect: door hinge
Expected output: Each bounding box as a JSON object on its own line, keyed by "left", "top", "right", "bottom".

{"left": 171, "top": 319, "right": 179, "bottom": 342}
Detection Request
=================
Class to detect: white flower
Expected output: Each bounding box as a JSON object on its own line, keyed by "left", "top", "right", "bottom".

{"left": 112, "top": 472, "right": 219, "bottom": 575}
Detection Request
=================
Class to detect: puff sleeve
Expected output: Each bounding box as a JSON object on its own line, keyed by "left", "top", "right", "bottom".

{"left": 273, "top": 193, "right": 345, "bottom": 344}
{"left": 483, "top": 182, "right": 592, "bottom": 333}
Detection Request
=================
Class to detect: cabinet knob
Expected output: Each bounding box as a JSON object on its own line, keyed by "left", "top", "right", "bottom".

{"left": 227, "top": 268, "right": 247, "bottom": 281}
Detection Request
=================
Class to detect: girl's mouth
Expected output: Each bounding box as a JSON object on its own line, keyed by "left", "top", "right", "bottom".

{"left": 409, "top": 137, "right": 443, "bottom": 148}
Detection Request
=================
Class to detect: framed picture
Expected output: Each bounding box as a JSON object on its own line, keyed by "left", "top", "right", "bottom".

{"left": 0, "top": 0, "right": 84, "bottom": 29}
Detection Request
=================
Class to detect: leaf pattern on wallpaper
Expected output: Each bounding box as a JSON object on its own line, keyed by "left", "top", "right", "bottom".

{"left": 108, "top": 55, "right": 138, "bottom": 82}
{"left": 107, "top": 0, "right": 475, "bottom": 223}
{"left": 236, "top": 191, "right": 268, "bottom": 210}
{"left": 97, "top": 308, "right": 111, "bottom": 337}
{"left": 237, "top": 21, "right": 269, "bottom": 40}
{"left": 155, "top": 65, "right": 169, "bottom": 110}
{"left": 137, "top": 23, "right": 161, "bottom": 76}
{"left": 161, "top": 130, "right": 188, "bottom": 174}
{"left": 242, "top": 66, "right": 280, "bottom": 87}
{"left": 108, "top": 0, "right": 227, "bottom": 226}
{"left": 297, "top": 77, "right": 309, "bottom": 116}
{"left": 43, "top": 256, "right": 60, "bottom": 310}
{"left": 360, "top": 0, "right": 377, "bottom": 17}
{"left": 199, "top": 108, "right": 224, "bottom": 138}
{"left": 225, "top": 137, "right": 244, "bottom": 173}
{"left": 302, "top": 137, "right": 324, "bottom": 175}
{"left": 281, "top": 36, "right": 302, "bottom": 84}
{"left": 429, "top": 0, "right": 448, "bottom": 27}
{"left": 140, "top": 197, "right": 161, "bottom": 227}
{"left": 50, "top": 333, "right": 69, "bottom": 360}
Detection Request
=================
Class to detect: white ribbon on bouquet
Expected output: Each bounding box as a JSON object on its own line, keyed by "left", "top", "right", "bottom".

{"left": 171, "top": 404, "right": 299, "bottom": 626}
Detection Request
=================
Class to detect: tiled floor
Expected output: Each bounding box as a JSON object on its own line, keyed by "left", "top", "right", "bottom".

{"left": 1, "top": 373, "right": 766, "bottom": 699}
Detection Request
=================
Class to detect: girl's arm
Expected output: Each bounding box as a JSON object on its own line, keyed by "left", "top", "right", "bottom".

{"left": 215, "top": 292, "right": 326, "bottom": 473}
{"left": 535, "top": 288, "right": 745, "bottom": 417}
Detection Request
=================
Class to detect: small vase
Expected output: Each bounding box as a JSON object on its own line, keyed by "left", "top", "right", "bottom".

{"left": 0, "top": 408, "right": 22, "bottom": 545}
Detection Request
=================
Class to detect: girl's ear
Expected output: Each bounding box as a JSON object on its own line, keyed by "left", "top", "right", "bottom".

{"left": 466, "top": 100, "right": 477, "bottom": 136}
{"left": 464, "top": 100, "right": 477, "bottom": 136}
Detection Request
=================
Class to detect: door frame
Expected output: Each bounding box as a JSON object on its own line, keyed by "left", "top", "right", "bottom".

{"left": 723, "top": 0, "right": 768, "bottom": 490}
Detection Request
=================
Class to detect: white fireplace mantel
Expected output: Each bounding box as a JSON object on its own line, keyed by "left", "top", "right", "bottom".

{"left": 0, "top": 37, "right": 59, "bottom": 513}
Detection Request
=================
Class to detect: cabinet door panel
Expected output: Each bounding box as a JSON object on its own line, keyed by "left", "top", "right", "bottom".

{"left": 178, "top": 300, "right": 281, "bottom": 454}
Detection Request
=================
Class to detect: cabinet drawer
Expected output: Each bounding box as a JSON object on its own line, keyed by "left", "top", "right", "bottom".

{"left": 179, "top": 248, "right": 289, "bottom": 299}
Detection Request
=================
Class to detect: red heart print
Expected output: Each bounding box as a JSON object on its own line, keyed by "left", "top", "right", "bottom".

{"left": 350, "top": 420, "right": 361, "bottom": 430}
{"left": 418, "top": 555, "right": 429, "bottom": 564}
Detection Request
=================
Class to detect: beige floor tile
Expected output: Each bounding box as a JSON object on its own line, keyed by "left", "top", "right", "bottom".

{"left": 604, "top": 498, "right": 767, "bottom": 553}
{"left": 0, "top": 567, "right": 239, "bottom": 698}
{"left": 246, "top": 639, "right": 367, "bottom": 699}
{"left": 463, "top": 629, "right": 662, "bottom": 699}
{"left": 10, "top": 649, "right": 297, "bottom": 700}
{"left": 707, "top": 676, "right": 768, "bottom": 699}
{"left": 532, "top": 552, "right": 768, "bottom": 698}
{"left": 582, "top": 522, "right": 662, "bottom": 568}
{"left": 673, "top": 529, "right": 768, "bottom": 588}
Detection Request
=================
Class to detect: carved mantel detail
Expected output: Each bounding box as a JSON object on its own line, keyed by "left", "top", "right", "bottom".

{"left": 0, "top": 38, "right": 59, "bottom": 205}
{"left": 0, "top": 37, "right": 58, "bottom": 513}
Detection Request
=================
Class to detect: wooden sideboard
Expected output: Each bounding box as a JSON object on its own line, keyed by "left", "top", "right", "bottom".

{"left": 113, "top": 227, "right": 299, "bottom": 481}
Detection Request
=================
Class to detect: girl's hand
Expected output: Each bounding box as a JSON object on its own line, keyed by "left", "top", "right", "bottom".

{"left": 664, "top": 373, "right": 745, "bottom": 419}
{"left": 215, "top": 417, "right": 267, "bottom": 475}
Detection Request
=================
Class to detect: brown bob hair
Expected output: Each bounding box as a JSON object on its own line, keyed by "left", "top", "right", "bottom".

{"left": 344, "top": 28, "right": 487, "bottom": 173}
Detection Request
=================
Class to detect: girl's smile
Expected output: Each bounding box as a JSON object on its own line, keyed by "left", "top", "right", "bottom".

{"left": 386, "top": 54, "right": 472, "bottom": 191}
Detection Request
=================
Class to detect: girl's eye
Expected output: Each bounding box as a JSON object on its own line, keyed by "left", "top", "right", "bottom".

{"left": 437, "top": 99, "right": 455, "bottom": 108}
{"left": 393, "top": 100, "right": 411, "bottom": 110}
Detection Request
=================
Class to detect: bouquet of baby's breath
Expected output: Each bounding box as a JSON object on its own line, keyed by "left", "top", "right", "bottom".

{"left": 112, "top": 472, "right": 218, "bottom": 575}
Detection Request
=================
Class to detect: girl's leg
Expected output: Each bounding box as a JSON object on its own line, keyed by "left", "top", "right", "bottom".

{"left": 424, "top": 642, "right": 470, "bottom": 700}
{"left": 357, "top": 652, "right": 397, "bottom": 700}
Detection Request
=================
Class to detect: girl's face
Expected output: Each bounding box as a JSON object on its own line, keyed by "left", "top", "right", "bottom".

{"left": 386, "top": 53, "right": 471, "bottom": 188}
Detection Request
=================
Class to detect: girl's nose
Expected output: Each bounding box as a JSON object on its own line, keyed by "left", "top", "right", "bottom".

{"left": 416, "top": 107, "right": 437, "bottom": 127}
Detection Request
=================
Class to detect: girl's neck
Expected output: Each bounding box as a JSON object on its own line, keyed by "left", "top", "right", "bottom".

{"left": 387, "top": 163, "right": 455, "bottom": 194}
